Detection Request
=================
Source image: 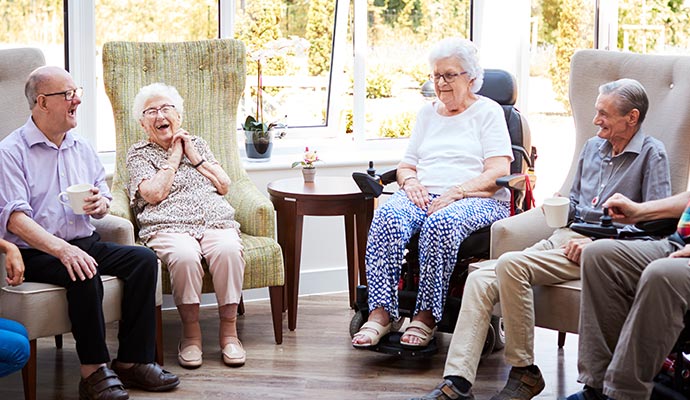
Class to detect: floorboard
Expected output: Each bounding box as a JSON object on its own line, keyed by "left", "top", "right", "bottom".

{"left": 0, "top": 292, "right": 582, "bottom": 399}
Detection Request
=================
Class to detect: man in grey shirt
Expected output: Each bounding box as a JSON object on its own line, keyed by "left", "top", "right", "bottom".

{"left": 411, "top": 78, "right": 672, "bottom": 400}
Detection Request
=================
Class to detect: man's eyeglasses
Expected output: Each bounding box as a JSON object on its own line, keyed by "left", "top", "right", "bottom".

{"left": 142, "top": 104, "right": 176, "bottom": 119}
{"left": 39, "top": 87, "right": 83, "bottom": 102}
{"left": 430, "top": 71, "right": 468, "bottom": 84}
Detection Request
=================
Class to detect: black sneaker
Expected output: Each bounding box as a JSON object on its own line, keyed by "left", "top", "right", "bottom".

{"left": 408, "top": 379, "right": 474, "bottom": 400}
{"left": 490, "top": 366, "right": 546, "bottom": 400}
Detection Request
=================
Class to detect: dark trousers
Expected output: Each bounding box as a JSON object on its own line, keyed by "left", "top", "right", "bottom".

{"left": 21, "top": 233, "right": 158, "bottom": 365}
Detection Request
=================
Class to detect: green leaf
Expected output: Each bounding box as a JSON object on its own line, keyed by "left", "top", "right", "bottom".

{"left": 242, "top": 115, "right": 268, "bottom": 133}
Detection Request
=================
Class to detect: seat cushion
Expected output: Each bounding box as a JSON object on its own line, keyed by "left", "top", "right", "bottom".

{"left": 0, "top": 276, "right": 123, "bottom": 340}
{"left": 160, "top": 233, "right": 285, "bottom": 294}
{"left": 533, "top": 279, "right": 581, "bottom": 334}
{"left": 1, "top": 262, "right": 162, "bottom": 341}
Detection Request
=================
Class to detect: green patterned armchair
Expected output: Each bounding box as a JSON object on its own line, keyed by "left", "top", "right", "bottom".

{"left": 102, "top": 39, "right": 284, "bottom": 344}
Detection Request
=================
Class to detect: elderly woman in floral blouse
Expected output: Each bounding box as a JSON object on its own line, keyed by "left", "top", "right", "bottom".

{"left": 126, "top": 83, "right": 245, "bottom": 368}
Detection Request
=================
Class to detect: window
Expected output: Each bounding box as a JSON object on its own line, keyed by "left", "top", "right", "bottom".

{"left": 527, "top": 0, "right": 596, "bottom": 198}
{"left": 617, "top": 0, "right": 690, "bottom": 55}
{"left": 0, "top": 0, "right": 65, "bottom": 93}
{"left": 361, "top": 0, "right": 472, "bottom": 140}
{"left": 234, "top": 0, "right": 337, "bottom": 133}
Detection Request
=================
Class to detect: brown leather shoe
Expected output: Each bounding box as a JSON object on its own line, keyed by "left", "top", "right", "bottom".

{"left": 111, "top": 360, "right": 179, "bottom": 392}
{"left": 78, "top": 366, "right": 129, "bottom": 400}
{"left": 490, "top": 366, "right": 545, "bottom": 400}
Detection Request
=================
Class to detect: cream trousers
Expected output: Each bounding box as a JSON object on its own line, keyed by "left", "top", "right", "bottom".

{"left": 444, "top": 228, "right": 583, "bottom": 383}
{"left": 147, "top": 229, "right": 245, "bottom": 306}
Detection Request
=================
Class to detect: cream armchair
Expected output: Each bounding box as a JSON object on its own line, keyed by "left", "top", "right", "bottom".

{"left": 101, "top": 39, "right": 285, "bottom": 344}
{"left": 488, "top": 49, "right": 690, "bottom": 346}
{"left": 0, "top": 47, "right": 163, "bottom": 400}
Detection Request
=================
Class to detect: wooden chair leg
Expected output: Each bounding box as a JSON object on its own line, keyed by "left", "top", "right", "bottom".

{"left": 269, "top": 285, "right": 284, "bottom": 344}
{"left": 22, "top": 339, "right": 37, "bottom": 400}
{"left": 54, "top": 334, "right": 63, "bottom": 349}
{"left": 238, "top": 296, "right": 245, "bottom": 316}
{"left": 155, "top": 305, "right": 164, "bottom": 366}
{"left": 558, "top": 331, "right": 566, "bottom": 348}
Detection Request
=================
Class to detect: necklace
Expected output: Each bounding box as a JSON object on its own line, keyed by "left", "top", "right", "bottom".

{"left": 591, "top": 154, "right": 628, "bottom": 207}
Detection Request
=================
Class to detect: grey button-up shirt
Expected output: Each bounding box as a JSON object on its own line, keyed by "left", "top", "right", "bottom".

{"left": 569, "top": 129, "right": 671, "bottom": 223}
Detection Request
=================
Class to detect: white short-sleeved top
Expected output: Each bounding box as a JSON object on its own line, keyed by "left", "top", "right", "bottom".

{"left": 401, "top": 96, "right": 514, "bottom": 201}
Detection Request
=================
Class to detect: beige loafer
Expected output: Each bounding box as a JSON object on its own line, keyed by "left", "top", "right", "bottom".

{"left": 177, "top": 343, "right": 203, "bottom": 369}
{"left": 221, "top": 337, "right": 246, "bottom": 367}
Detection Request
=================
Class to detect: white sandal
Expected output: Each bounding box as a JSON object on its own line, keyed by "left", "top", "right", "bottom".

{"left": 400, "top": 320, "right": 436, "bottom": 348}
{"left": 352, "top": 321, "right": 391, "bottom": 348}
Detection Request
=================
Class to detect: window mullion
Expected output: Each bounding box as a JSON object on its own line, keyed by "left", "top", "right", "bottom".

{"left": 67, "top": 0, "right": 98, "bottom": 148}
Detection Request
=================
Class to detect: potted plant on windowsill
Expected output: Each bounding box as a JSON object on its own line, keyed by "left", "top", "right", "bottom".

{"left": 244, "top": 36, "right": 310, "bottom": 162}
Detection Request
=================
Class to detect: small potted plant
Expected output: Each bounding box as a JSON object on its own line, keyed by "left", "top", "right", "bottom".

{"left": 291, "top": 147, "right": 321, "bottom": 182}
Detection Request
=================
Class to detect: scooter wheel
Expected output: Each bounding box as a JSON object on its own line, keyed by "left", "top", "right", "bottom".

{"left": 491, "top": 315, "right": 506, "bottom": 351}
{"left": 349, "top": 310, "right": 366, "bottom": 338}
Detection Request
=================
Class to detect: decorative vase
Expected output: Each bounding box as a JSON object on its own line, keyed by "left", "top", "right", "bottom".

{"left": 302, "top": 167, "right": 316, "bottom": 183}
{"left": 244, "top": 128, "right": 273, "bottom": 162}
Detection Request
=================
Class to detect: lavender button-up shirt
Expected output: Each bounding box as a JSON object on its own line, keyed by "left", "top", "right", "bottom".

{"left": 0, "top": 117, "right": 112, "bottom": 247}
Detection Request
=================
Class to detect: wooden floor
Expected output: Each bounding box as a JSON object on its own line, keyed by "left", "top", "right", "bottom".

{"left": 0, "top": 292, "right": 583, "bottom": 399}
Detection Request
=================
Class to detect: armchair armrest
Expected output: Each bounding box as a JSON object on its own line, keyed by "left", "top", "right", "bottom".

{"left": 109, "top": 187, "right": 135, "bottom": 224}
{"left": 490, "top": 207, "right": 553, "bottom": 258}
{"left": 92, "top": 214, "right": 135, "bottom": 246}
{"left": 226, "top": 177, "right": 275, "bottom": 239}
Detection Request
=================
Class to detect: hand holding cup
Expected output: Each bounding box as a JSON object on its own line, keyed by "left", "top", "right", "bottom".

{"left": 58, "top": 183, "right": 95, "bottom": 215}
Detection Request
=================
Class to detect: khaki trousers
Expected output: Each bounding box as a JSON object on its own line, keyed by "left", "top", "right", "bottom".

{"left": 578, "top": 238, "right": 688, "bottom": 400}
{"left": 147, "top": 229, "right": 245, "bottom": 306}
{"left": 444, "top": 228, "right": 583, "bottom": 383}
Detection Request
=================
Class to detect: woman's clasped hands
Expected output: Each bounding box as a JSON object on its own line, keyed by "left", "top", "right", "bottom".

{"left": 169, "top": 128, "right": 204, "bottom": 169}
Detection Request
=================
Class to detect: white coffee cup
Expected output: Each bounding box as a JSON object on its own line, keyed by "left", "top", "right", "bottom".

{"left": 542, "top": 197, "right": 570, "bottom": 228}
{"left": 58, "top": 184, "right": 94, "bottom": 215}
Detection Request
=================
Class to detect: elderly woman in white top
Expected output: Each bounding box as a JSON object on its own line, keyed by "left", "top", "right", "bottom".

{"left": 352, "top": 37, "right": 513, "bottom": 349}
{"left": 127, "top": 83, "right": 246, "bottom": 368}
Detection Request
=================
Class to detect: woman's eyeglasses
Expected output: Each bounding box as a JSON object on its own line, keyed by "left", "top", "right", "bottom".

{"left": 142, "top": 104, "right": 176, "bottom": 119}
{"left": 430, "top": 71, "right": 468, "bottom": 84}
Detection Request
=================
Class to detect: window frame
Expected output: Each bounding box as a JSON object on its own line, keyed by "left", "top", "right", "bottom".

{"left": 57, "top": 1, "right": 620, "bottom": 155}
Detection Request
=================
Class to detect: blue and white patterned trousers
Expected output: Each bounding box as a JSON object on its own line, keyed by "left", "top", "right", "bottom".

{"left": 365, "top": 190, "right": 510, "bottom": 322}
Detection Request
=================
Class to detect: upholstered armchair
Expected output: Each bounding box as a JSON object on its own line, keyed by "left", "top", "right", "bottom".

{"left": 0, "top": 47, "right": 163, "bottom": 400}
{"left": 101, "top": 39, "right": 285, "bottom": 344}
{"left": 487, "top": 49, "right": 690, "bottom": 346}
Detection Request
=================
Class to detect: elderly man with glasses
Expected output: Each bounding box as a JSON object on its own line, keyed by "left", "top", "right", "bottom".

{"left": 0, "top": 66, "right": 179, "bottom": 400}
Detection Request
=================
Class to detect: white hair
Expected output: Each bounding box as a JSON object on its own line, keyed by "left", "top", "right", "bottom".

{"left": 428, "top": 37, "right": 484, "bottom": 93}
{"left": 131, "top": 82, "right": 184, "bottom": 121}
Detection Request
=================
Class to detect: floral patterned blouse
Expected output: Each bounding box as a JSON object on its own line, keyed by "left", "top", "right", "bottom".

{"left": 126, "top": 136, "right": 240, "bottom": 243}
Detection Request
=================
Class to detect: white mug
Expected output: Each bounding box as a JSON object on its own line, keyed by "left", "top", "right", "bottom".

{"left": 542, "top": 197, "right": 570, "bottom": 228}
{"left": 58, "top": 184, "right": 94, "bottom": 215}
